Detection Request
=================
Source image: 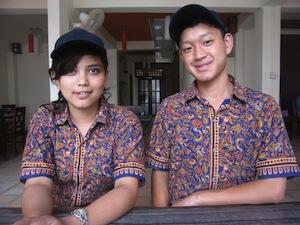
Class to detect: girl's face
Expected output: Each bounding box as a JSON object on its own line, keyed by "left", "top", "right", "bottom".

{"left": 54, "top": 54, "right": 107, "bottom": 113}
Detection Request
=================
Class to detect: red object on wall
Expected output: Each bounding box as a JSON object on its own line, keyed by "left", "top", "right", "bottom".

{"left": 121, "top": 31, "right": 127, "bottom": 52}
{"left": 28, "top": 33, "right": 34, "bottom": 53}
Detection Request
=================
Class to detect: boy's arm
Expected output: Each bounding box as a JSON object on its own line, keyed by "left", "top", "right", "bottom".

{"left": 172, "top": 177, "right": 286, "bottom": 207}
{"left": 151, "top": 170, "right": 169, "bottom": 207}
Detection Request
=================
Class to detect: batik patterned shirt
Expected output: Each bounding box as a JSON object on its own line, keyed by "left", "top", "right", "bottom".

{"left": 21, "top": 101, "right": 145, "bottom": 207}
{"left": 146, "top": 75, "right": 300, "bottom": 205}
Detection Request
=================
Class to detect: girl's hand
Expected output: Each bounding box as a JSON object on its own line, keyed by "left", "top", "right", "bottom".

{"left": 13, "top": 215, "right": 64, "bottom": 225}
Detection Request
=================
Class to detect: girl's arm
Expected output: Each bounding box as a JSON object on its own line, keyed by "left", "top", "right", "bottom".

{"left": 60, "top": 176, "right": 139, "bottom": 225}
{"left": 21, "top": 177, "right": 54, "bottom": 217}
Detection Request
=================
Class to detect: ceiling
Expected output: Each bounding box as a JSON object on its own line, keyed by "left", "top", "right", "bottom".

{"left": 102, "top": 13, "right": 239, "bottom": 42}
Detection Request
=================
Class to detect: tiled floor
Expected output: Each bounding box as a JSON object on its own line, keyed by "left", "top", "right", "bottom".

{"left": 1, "top": 137, "right": 300, "bottom": 207}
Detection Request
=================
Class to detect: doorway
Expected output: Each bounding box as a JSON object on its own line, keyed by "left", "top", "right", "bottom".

{"left": 138, "top": 78, "right": 161, "bottom": 115}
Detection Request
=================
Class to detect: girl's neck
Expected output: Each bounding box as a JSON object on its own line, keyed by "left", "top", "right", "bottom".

{"left": 69, "top": 105, "right": 99, "bottom": 136}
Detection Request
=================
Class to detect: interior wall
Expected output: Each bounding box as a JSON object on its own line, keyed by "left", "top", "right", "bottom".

{"left": 0, "top": 47, "right": 9, "bottom": 104}
{"left": 236, "top": 13, "right": 262, "bottom": 92}
{"left": 0, "top": 15, "right": 48, "bottom": 44}
{"left": 0, "top": 14, "right": 49, "bottom": 126}
{"left": 15, "top": 50, "right": 50, "bottom": 125}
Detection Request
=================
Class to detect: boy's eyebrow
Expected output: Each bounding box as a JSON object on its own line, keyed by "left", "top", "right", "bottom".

{"left": 181, "top": 32, "right": 213, "bottom": 45}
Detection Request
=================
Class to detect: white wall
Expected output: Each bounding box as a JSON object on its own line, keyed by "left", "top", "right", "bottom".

{"left": 236, "top": 5, "right": 281, "bottom": 102}
{"left": 0, "top": 14, "right": 49, "bottom": 127}
{"left": 0, "top": 44, "right": 9, "bottom": 104}
{"left": 236, "top": 12, "right": 262, "bottom": 91}
{"left": 14, "top": 50, "right": 50, "bottom": 125}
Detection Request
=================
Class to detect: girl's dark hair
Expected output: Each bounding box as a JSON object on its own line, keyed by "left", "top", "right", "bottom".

{"left": 46, "top": 43, "right": 109, "bottom": 113}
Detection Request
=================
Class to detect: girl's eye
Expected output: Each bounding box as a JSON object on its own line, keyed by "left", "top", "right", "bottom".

{"left": 65, "top": 69, "right": 76, "bottom": 76}
{"left": 89, "top": 67, "right": 102, "bottom": 75}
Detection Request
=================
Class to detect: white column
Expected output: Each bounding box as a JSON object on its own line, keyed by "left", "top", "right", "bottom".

{"left": 261, "top": 5, "right": 281, "bottom": 102}
{"left": 106, "top": 49, "right": 119, "bottom": 104}
{"left": 236, "top": 5, "right": 281, "bottom": 102}
{"left": 47, "top": 0, "right": 73, "bottom": 101}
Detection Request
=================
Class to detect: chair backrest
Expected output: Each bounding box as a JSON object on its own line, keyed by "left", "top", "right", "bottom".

{"left": 296, "top": 96, "right": 300, "bottom": 116}
{"left": 1, "top": 105, "right": 16, "bottom": 137}
{"left": 15, "top": 107, "right": 26, "bottom": 134}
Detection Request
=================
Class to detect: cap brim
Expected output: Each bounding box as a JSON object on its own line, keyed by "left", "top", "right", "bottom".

{"left": 50, "top": 40, "right": 106, "bottom": 59}
{"left": 169, "top": 4, "right": 226, "bottom": 45}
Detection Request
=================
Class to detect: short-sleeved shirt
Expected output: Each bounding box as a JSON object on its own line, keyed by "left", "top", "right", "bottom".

{"left": 146, "top": 75, "right": 300, "bottom": 205}
{"left": 21, "top": 101, "right": 145, "bottom": 207}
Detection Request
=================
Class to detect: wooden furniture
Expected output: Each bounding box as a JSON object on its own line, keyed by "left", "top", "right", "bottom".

{"left": 1, "top": 105, "right": 16, "bottom": 159}
{"left": 0, "top": 109, "right": 7, "bottom": 160}
{"left": 291, "top": 98, "right": 300, "bottom": 137}
{"left": 282, "top": 98, "right": 300, "bottom": 139}
{"left": 0, "top": 105, "right": 26, "bottom": 159}
{"left": 1, "top": 202, "right": 300, "bottom": 224}
{"left": 15, "top": 106, "right": 26, "bottom": 150}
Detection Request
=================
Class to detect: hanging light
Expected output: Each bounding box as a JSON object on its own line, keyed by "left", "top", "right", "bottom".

{"left": 121, "top": 27, "right": 127, "bottom": 52}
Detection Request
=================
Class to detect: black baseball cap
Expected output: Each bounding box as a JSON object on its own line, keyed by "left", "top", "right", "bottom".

{"left": 169, "top": 4, "right": 227, "bottom": 46}
{"left": 50, "top": 28, "right": 107, "bottom": 59}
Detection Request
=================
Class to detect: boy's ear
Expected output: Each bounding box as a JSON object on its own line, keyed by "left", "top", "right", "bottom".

{"left": 224, "top": 33, "right": 234, "bottom": 55}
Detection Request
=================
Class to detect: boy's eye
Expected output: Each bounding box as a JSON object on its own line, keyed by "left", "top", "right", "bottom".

{"left": 203, "top": 40, "right": 213, "bottom": 45}
{"left": 182, "top": 46, "right": 192, "bottom": 53}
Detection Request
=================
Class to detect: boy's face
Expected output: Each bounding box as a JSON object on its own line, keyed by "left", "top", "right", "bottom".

{"left": 179, "top": 23, "right": 233, "bottom": 84}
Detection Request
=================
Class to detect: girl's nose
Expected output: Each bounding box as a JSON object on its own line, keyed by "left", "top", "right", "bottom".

{"left": 78, "top": 72, "right": 88, "bottom": 86}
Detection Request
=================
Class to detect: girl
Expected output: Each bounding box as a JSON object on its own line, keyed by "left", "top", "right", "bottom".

{"left": 15, "top": 28, "right": 145, "bottom": 225}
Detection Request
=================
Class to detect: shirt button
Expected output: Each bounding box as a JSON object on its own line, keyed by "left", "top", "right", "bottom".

{"left": 224, "top": 164, "right": 229, "bottom": 170}
{"left": 213, "top": 118, "right": 218, "bottom": 123}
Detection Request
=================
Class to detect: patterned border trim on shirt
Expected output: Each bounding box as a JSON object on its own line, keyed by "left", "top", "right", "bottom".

{"left": 256, "top": 157, "right": 300, "bottom": 177}
{"left": 114, "top": 162, "right": 145, "bottom": 179}
{"left": 21, "top": 162, "right": 55, "bottom": 177}
{"left": 145, "top": 151, "right": 169, "bottom": 170}
{"left": 257, "top": 157, "right": 298, "bottom": 167}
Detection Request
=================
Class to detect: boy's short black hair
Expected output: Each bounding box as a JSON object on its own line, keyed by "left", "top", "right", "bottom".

{"left": 169, "top": 4, "right": 227, "bottom": 46}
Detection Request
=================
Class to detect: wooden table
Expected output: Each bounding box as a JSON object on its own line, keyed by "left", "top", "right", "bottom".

{"left": 2, "top": 202, "right": 300, "bottom": 224}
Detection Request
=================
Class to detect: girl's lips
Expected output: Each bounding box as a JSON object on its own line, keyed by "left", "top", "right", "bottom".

{"left": 74, "top": 91, "right": 92, "bottom": 99}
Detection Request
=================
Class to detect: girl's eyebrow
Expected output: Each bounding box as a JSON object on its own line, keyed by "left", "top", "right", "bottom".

{"left": 88, "top": 64, "right": 103, "bottom": 67}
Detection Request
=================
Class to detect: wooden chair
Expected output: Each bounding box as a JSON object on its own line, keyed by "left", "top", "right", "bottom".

{"left": 1, "top": 105, "right": 17, "bottom": 159}
{"left": 291, "top": 97, "right": 300, "bottom": 138}
{"left": 0, "top": 109, "right": 7, "bottom": 160}
{"left": 281, "top": 99, "right": 298, "bottom": 139}
{"left": 15, "top": 106, "right": 26, "bottom": 152}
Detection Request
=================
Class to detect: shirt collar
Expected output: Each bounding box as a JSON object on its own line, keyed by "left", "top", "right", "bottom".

{"left": 182, "top": 75, "right": 248, "bottom": 104}
{"left": 54, "top": 101, "right": 109, "bottom": 126}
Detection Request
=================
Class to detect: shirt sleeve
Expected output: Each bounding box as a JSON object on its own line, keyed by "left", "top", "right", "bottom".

{"left": 256, "top": 96, "right": 300, "bottom": 179}
{"left": 145, "top": 100, "right": 172, "bottom": 171}
{"left": 20, "top": 107, "right": 56, "bottom": 183}
{"left": 113, "top": 108, "right": 145, "bottom": 183}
